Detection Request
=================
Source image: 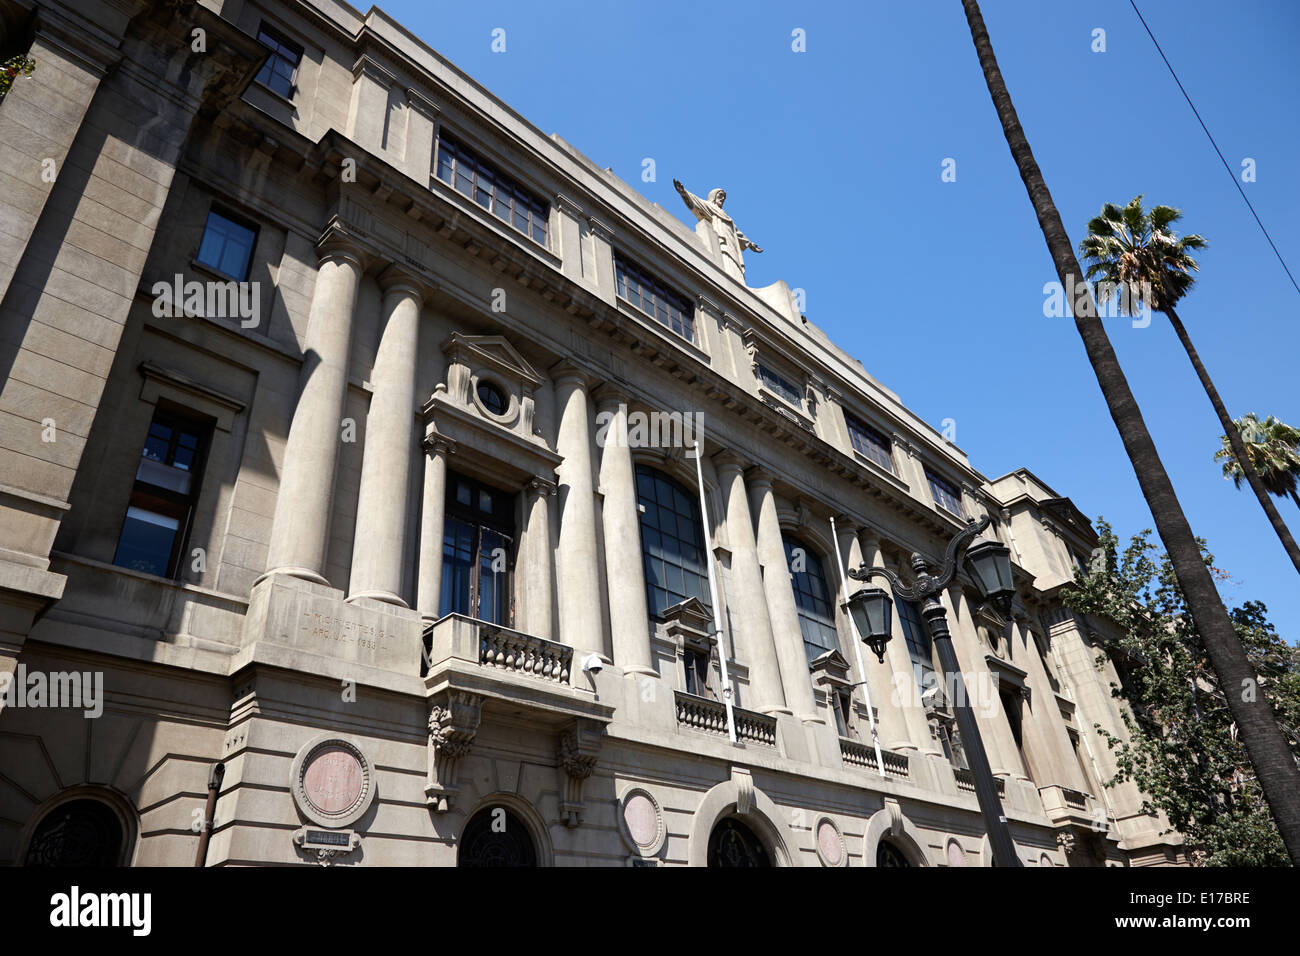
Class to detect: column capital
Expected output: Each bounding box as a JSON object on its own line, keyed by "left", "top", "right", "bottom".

{"left": 378, "top": 263, "right": 430, "bottom": 304}
{"left": 407, "top": 87, "right": 440, "bottom": 120}
{"left": 316, "top": 224, "right": 369, "bottom": 269}
{"left": 712, "top": 449, "right": 749, "bottom": 475}
{"left": 423, "top": 424, "right": 457, "bottom": 456}
{"left": 744, "top": 466, "right": 775, "bottom": 491}
{"left": 526, "top": 475, "right": 558, "bottom": 498}
{"left": 591, "top": 383, "right": 631, "bottom": 410}
{"left": 550, "top": 358, "right": 601, "bottom": 391}
{"left": 586, "top": 216, "right": 613, "bottom": 241}
{"left": 833, "top": 514, "right": 861, "bottom": 536}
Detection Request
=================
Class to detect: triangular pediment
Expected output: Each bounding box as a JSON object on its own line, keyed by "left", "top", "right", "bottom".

{"left": 442, "top": 332, "right": 542, "bottom": 389}
{"left": 809, "top": 648, "right": 852, "bottom": 684}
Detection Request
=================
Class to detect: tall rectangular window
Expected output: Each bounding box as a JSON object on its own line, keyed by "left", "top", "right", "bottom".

{"left": 614, "top": 254, "right": 695, "bottom": 343}
{"left": 113, "top": 407, "right": 212, "bottom": 578}
{"left": 196, "top": 208, "right": 258, "bottom": 281}
{"left": 439, "top": 472, "right": 515, "bottom": 626}
{"left": 897, "top": 597, "right": 935, "bottom": 697}
{"left": 845, "top": 415, "right": 897, "bottom": 475}
{"left": 434, "top": 134, "right": 549, "bottom": 247}
{"left": 254, "top": 23, "right": 302, "bottom": 99}
{"left": 926, "top": 468, "right": 966, "bottom": 518}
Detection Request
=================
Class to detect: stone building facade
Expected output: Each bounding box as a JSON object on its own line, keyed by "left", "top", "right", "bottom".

{"left": 0, "top": 0, "right": 1183, "bottom": 866}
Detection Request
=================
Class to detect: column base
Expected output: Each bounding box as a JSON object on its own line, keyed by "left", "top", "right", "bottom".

{"left": 254, "top": 566, "right": 331, "bottom": 588}
{"left": 346, "top": 589, "right": 410, "bottom": 609}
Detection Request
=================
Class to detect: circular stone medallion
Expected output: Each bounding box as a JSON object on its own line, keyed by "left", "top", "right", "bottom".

{"left": 816, "top": 818, "right": 845, "bottom": 867}
{"left": 624, "top": 793, "right": 658, "bottom": 848}
{"left": 290, "top": 736, "right": 375, "bottom": 829}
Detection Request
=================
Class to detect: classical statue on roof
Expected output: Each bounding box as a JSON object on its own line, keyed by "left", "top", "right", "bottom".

{"left": 673, "top": 178, "right": 762, "bottom": 283}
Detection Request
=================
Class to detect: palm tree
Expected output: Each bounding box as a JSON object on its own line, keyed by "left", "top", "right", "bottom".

{"left": 1079, "top": 198, "right": 1300, "bottom": 577}
{"left": 960, "top": 0, "right": 1300, "bottom": 864}
{"left": 1216, "top": 413, "right": 1300, "bottom": 510}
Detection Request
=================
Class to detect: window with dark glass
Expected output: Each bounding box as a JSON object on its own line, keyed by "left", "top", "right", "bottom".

{"left": 846, "top": 415, "right": 897, "bottom": 475}
{"left": 254, "top": 22, "right": 302, "bottom": 98}
{"left": 925, "top": 468, "right": 966, "bottom": 518}
{"left": 196, "top": 209, "right": 257, "bottom": 282}
{"left": 897, "top": 596, "right": 935, "bottom": 696}
{"left": 113, "top": 406, "right": 211, "bottom": 578}
{"left": 434, "top": 134, "right": 549, "bottom": 246}
{"left": 756, "top": 363, "right": 803, "bottom": 407}
{"left": 1000, "top": 685, "right": 1029, "bottom": 777}
{"left": 440, "top": 472, "right": 515, "bottom": 626}
{"left": 614, "top": 254, "right": 695, "bottom": 342}
{"left": 783, "top": 535, "right": 839, "bottom": 662}
{"left": 832, "top": 689, "right": 856, "bottom": 739}
{"left": 635, "top": 465, "right": 709, "bottom": 619}
{"left": 683, "top": 648, "right": 713, "bottom": 699}
{"left": 476, "top": 381, "right": 507, "bottom": 415}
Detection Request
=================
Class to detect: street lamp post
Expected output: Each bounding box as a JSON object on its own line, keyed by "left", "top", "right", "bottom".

{"left": 844, "top": 514, "right": 1022, "bottom": 867}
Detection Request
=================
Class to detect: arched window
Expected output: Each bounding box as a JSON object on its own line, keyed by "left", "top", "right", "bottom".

{"left": 635, "top": 465, "right": 710, "bottom": 619}
{"left": 707, "top": 816, "right": 771, "bottom": 867}
{"left": 877, "top": 840, "right": 911, "bottom": 867}
{"left": 457, "top": 805, "right": 538, "bottom": 867}
{"left": 25, "top": 799, "right": 124, "bottom": 867}
{"left": 782, "top": 535, "right": 839, "bottom": 662}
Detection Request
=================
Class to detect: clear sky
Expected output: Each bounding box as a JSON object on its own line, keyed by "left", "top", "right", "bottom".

{"left": 377, "top": 0, "right": 1300, "bottom": 639}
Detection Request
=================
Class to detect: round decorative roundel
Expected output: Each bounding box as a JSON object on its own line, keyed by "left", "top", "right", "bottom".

{"left": 815, "top": 817, "right": 845, "bottom": 867}
{"left": 617, "top": 788, "right": 666, "bottom": 857}
{"left": 947, "top": 840, "right": 967, "bottom": 867}
{"left": 290, "top": 736, "right": 375, "bottom": 829}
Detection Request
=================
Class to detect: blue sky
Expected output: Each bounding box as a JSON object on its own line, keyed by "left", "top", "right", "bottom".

{"left": 380, "top": 0, "right": 1300, "bottom": 639}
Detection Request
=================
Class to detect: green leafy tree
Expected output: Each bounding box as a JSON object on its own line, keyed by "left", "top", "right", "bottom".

{"left": 1063, "top": 521, "right": 1299, "bottom": 866}
{"left": 0, "top": 55, "right": 35, "bottom": 101}
{"left": 1216, "top": 413, "right": 1300, "bottom": 510}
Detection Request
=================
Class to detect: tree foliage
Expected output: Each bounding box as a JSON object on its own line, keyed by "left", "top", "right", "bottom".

{"left": 1063, "top": 520, "right": 1299, "bottom": 866}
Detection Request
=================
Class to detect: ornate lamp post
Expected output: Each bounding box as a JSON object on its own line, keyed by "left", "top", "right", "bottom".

{"left": 845, "top": 515, "right": 1021, "bottom": 867}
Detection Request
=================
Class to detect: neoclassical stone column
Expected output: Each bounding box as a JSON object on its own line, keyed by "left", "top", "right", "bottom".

{"left": 836, "top": 520, "right": 908, "bottom": 748}
{"left": 348, "top": 271, "right": 423, "bottom": 606}
{"left": 521, "top": 477, "right": 556, "bottom": 641}
{"left": 860, "top": 534, "right": 936, "bottom": 753}
{"left": 940, "top": 586, "right": 1021, "bottom": 777}
{"left": 713, "top": 453, "right": 786, "bottom": 715}
{"left": 594, "top": 388, "right": 654, "bottom": 675}
{"left": 552, "top": 361, "right": 607, "bottom": 658}
{"left": 416, "top": 432, "right": 454, "bottom": 624}
{"left": 746, "top": 469, "right": 819, "bottom": 723}
{"left": 264, "top": 238, "right": 365, "bottom": 585}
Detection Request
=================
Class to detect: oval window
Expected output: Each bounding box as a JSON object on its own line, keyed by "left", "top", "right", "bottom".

{"left": 477, "top": 381, "right": 507, "bottom": 415}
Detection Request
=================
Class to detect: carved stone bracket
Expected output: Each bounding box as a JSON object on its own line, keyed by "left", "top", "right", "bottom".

{"left": 425, "top": 692, "right": 483, "bottom": 812}
{"left": 558, "top": 719, "right": 604, "bottom": 827}
{"left": 732, "top": 767, "right": 755, "bottom": 817}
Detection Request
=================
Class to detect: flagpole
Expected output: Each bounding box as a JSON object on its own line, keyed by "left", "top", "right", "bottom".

{"left": 692, "top": 436, "right": 736, "bottom": 744}
{"left": 829, "top": 516, "right": 885, "bottom": 778}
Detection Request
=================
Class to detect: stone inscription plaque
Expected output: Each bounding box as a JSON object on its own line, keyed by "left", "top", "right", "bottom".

{"left": 302, "top": 746, "right": 364, "bottom": 817}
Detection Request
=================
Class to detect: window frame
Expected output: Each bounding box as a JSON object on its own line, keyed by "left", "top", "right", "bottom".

{"left": 897, "top": 595, "right": 936, "bottom": 698}
{"left": 440, "top": 472, "right": 517, "bottom": 627}
{"left": 433, "top": 132, "right": 551, "bottom": 248}
{"left": 614, "top": 253, "right": 697, "bottom": 344}
{"left": 112, "top": 405, "right": 213, "bottom": 580}
{"left": 845, "top": 414, "right": 898, "bottom": 476}
{"left": 783, "top": 535, "right": 840, "bottom": 663}
{"left": 195, "top": 206, "right": 259, "bottom": 282}
{"left": 635, "top": 464, "right": 711, "bottom": 620}
{"left": 253, "top": 21, "right": 303, "bottom": 100}
{"left": 756, "top": 363, "right": 805, "bottom": 409}
{"left": 925, "top": 467, "right": 966, "bottom": 518}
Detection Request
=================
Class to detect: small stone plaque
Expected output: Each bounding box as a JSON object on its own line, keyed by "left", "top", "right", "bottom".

{"left": 624, "top": 793, "right": 658, "bottom": 848}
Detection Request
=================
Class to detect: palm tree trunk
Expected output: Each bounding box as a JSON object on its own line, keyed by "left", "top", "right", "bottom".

{"left": 1164, "top": 304, "right": 1300, "bottom": 576}
{"left": 961, "top": 0, "right": 1300, "bottom": 865}
{"left": 1291, "top": 488, "right": 1300, "bottom": 512}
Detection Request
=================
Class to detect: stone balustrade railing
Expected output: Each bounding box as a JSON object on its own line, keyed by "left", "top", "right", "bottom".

{"left": 954, "top": 766, "right": 1006, "bottom": 797}
{"left": 839, "top": 738, "right": 910, "bottom": 778}
{"left": 1060, "top": 786, "right": 1089, "bottom": 811}
{"left": 674, "top": 692, "right": 777, "bottom": 747}
{"left": 478, "top": 625, "right": 572, "bottom": 684}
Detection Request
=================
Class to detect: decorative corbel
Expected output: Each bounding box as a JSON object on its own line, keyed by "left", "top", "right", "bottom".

{"left": 731, "top": 767, "right": 755, "bottom": 817}
{"left": 425, "top": 692, "right": 482, "bottom": 812}
{"left": 558, "top": 719, "right": 604, "bottom": 827}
